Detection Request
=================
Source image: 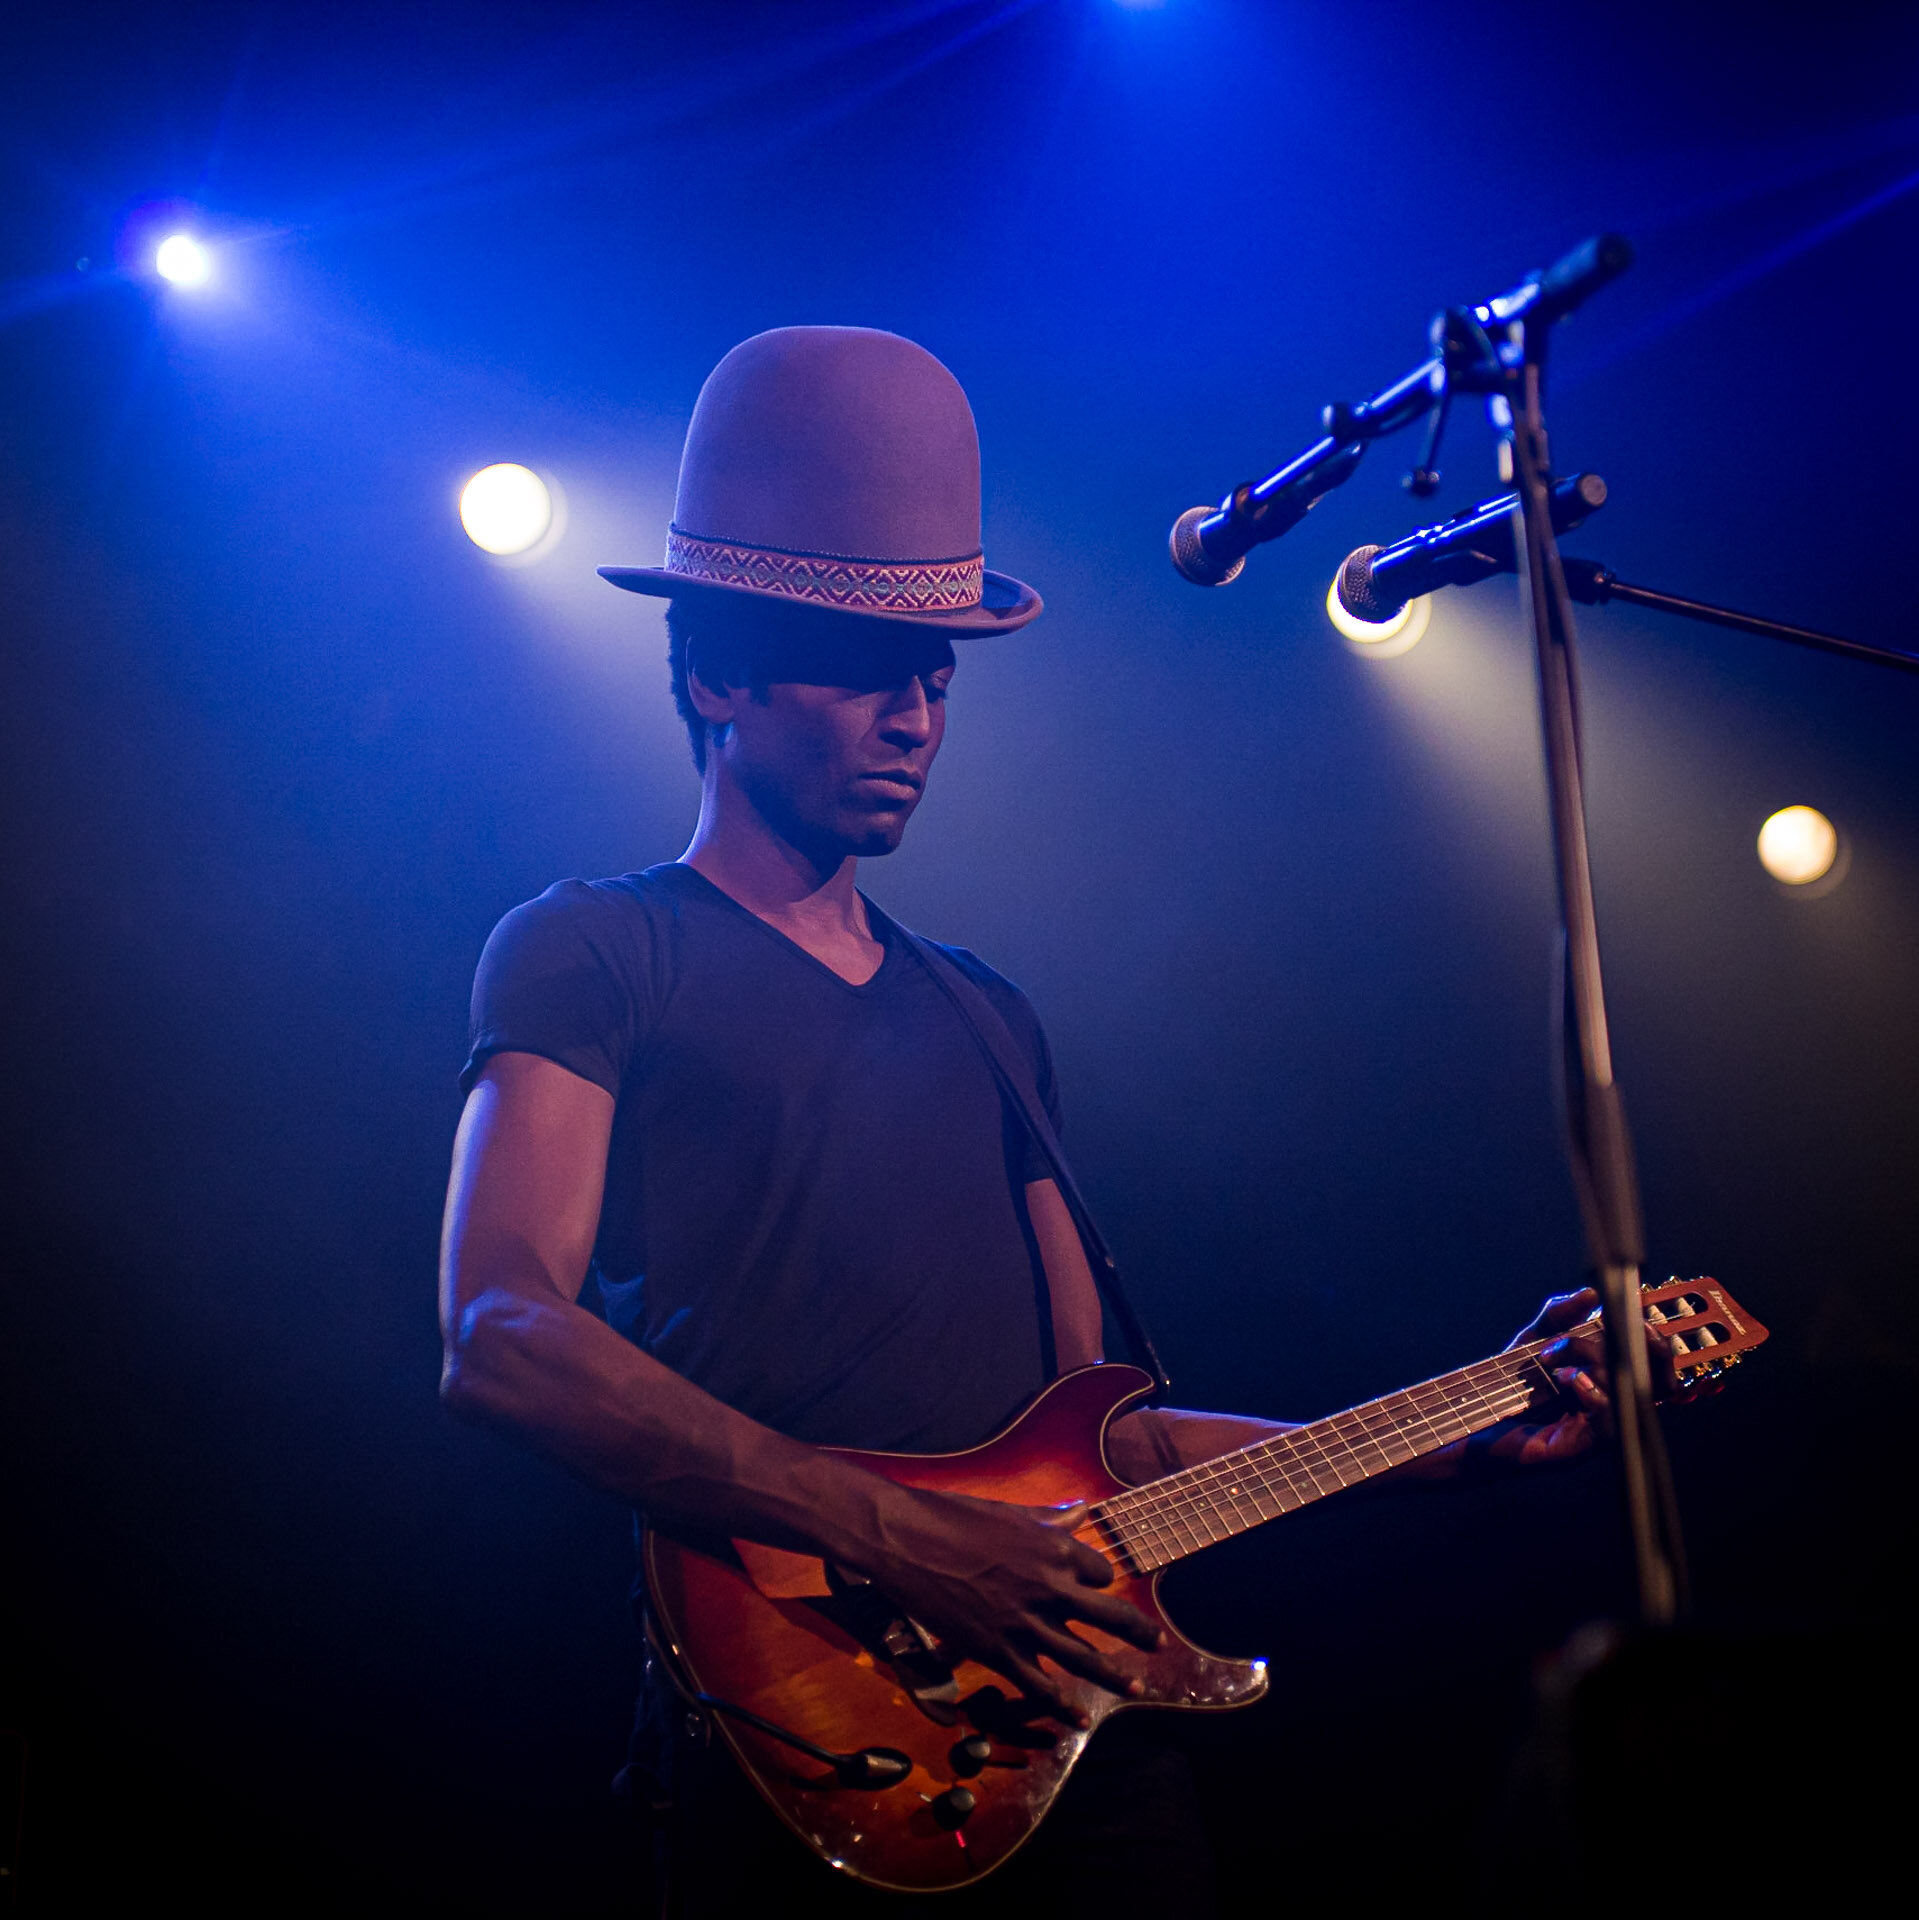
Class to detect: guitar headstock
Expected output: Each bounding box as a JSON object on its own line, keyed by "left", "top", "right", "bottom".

{"left": 1641, "top": 1276, "right": 1769, "bottom": 1389}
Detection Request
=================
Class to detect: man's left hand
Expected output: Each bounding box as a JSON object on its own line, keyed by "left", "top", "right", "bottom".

{"left": 1480, "top": 1285, "right": 1682, "bottom": 1470}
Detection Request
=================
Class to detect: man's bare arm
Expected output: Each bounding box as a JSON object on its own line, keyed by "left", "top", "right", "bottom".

{"left": 439, "top": 1051, "right": 899, "bottom": 1556}
{"left": 440, "top": 1054, "right": 1161, "bottom": 1720}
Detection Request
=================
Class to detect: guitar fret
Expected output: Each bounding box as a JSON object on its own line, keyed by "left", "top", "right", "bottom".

{"left": 1094, "top": 1342, "right": 1555, "bottom": 1571}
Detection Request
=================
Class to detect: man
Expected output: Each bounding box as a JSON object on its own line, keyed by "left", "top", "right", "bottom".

{"left": 438, "top": 327, "right": 1629, "bottom": 1913}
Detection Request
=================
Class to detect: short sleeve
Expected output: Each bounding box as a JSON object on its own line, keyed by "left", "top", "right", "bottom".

{"left": 460, "top": 881, "right": 650, "bottom": 1098}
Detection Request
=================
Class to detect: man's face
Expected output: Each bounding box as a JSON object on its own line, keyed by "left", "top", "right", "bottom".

{"left": 699, "top": 619, "right": 957, "bottom": 860}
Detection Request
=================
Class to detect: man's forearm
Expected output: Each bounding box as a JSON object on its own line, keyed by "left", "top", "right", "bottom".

{"left": 441, "top": 1271, "right": 908, "bottom": 1565}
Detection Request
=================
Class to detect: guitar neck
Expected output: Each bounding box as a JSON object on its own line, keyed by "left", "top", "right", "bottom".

{"left": 1091, "top": 1339, "right": 1559, "bottom": 1573}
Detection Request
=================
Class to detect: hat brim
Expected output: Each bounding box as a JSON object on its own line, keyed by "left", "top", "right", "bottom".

{"left": 596, "top": 565, "right": 1041, "bottom": 634}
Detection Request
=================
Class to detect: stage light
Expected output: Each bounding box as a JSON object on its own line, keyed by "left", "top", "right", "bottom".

{"left": 155, "top": 233, "right": 211, "bottom": 287}
{"left": 460, "top": 464, "right": 553, "bottom": 556}
{"left": 1757, "top": 805, "right": 1837, "bottom": 886}
{"left": 1326, "top": 577, "right": 1431, "bottom": 657}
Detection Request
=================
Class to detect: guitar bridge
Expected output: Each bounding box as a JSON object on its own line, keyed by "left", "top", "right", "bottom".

{"left": 826, "top": 1564, "right": 962, "bottom": 1723}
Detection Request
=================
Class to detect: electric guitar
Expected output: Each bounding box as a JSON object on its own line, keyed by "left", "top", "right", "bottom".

{"left": 644, "top": 1276, "right": 1766, "bottom": 1892}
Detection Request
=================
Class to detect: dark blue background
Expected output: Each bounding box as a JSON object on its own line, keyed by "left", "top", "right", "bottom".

{"left": 4, "top": 1, "right": 1916, "bottom": 1905}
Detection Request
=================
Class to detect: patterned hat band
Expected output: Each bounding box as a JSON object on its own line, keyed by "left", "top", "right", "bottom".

{"left": 666, "top": 526, "right": 985, "bottom": 613}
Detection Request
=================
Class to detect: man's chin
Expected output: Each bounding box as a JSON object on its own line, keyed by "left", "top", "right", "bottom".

{"left": 847, "top": 820, "right": 911, "bottom": 857}
{"left": 837, "top": 797, "right": 918, "bottom": 858}
{"left": 784, "top": 814, "right": 910, "bottom": 862}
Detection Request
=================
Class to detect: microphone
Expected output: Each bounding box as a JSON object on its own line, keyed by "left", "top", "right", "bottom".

{"left": 1169, "top": 236, "right": 1632, "bottom": 591}
{"left": 1335, "top": 473, "right": 1608, "bottom": 622}
{"left": 1167, "top": 234, "right": 1636, "bottom": 591}
{"left": 1171, "top": 439, "right": 1366, "bottom": 586}
{"left": 1474, "top": 232, "right": 1634, "bottom": 331}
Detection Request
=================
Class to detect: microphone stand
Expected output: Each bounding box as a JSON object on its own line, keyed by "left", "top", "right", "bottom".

{"left": 1185, "top": 233, "right": 1819, "bottom": 1629}
{"left": 1502, "top": 331, "right": 1688, "bottom": 1626}
{"left": 1189, "top": 225, "right": 1911, "bottom": 1873}
{"left": 1558, "top": 560, "right": 1919, "bottom": 676}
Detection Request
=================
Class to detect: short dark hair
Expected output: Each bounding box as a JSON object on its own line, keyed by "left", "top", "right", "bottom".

{"left": 666, "top": 599, "right": 720, "bottom": 773}
{"left": 665, "top": 596, "right": 781, "bottom": 773}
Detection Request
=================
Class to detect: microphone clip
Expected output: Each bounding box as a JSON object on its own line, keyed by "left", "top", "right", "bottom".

{"left": 1403, "top": 388, "right": 1448, "bottom": 499}
{"left": 1401, "top": 306, "right": 1508, "bottom": 498}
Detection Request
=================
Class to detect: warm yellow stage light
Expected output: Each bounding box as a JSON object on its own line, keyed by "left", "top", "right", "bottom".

{"left": 1326, "top": 578, "right": 1431, "bottom": 656}
{"left": 460, "top": 463, "right": 553, "bottom": 555}
{"left": 1757, "top": 805, "right": 1838, "bottom": 885}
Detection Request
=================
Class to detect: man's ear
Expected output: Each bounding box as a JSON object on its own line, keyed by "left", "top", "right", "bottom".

{"left": 685, "top": 656, "right": 741, "bottom": 728}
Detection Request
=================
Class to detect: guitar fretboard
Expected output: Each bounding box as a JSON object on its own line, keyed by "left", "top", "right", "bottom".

{"left": 1089, "top": 1340, "right": 1558, "bottom": 1573}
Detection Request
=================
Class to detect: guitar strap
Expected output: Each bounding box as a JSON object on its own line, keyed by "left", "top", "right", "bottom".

{"left": 899, "top": 929, "right": 1170, "bottom": 1399}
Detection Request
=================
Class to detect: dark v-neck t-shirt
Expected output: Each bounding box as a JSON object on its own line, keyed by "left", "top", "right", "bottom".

{"left": 460, "top": 863, "right": 1059, "bottom": 1453}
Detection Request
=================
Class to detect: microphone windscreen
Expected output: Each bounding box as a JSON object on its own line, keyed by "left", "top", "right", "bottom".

{"left": 1169, "top": 507, "right": 1244, "bottom": 587}
{"left": 1335, "top": 545, "right": 1401, "bottom": 623}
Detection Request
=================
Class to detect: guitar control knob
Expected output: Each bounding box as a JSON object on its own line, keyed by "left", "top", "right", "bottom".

{"left": 950, "top": 1735, "right": 992, "bottom": 1776}
{"left": 930, "top": 1786, "right": 976, "bottom": 1830}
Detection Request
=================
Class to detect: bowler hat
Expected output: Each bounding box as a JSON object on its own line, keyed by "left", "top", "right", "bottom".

{"left": 599, "top": 326, "right": 1040, "bottom": 632}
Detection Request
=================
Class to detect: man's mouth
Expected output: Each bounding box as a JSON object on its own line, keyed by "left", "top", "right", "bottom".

{"left": 860, "top": 769, "right": 924, "bottom": 794}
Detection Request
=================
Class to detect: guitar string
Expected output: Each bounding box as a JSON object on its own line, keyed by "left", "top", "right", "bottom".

{"left": 1090, "top": 1285, "right": 1722, "bottom": 1569}
{"left": 1102, "top": 1351, "right": 1531, "bottom": 1551}
{"left": 1089, "top": 1344, "right": 1557, "bottom": 1571}
{"left": 1120, "top": 1350, "right": 1552, "bottom": 1567}
{"left": 1103, "top": 1349, "right": 1550, "bottom": 1568}
{"left": 1084, "top": 1284, "right": 1713, "bottom": 1565}
{"left": 1182, "top": 1340, "right": 1553, "bottom": 1506}
{"left": 1100, "top": 1378, "right": 1536, "bottom": 1572}
{"left": 1101, "top": 1383, "right": 1528, "bottom": 1570}
{"left": 1098, "top": 1342, "right": 1550, "bottom": 1549}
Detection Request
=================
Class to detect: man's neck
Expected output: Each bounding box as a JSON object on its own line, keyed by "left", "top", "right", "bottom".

{"left": 680, "top": 791, "right": 880, "bottom": 983}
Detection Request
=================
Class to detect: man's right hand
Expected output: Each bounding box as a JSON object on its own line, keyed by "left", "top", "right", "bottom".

{"left": 853, "top": 1487, "right": 1165, "bottom": 1726}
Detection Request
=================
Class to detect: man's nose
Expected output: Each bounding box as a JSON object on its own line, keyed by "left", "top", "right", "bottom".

{"left": 878, "top": 679, "right": 934, "bottom": 745}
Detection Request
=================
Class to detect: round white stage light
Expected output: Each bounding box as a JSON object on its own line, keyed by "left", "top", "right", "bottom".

{"left": 1326, "top": 578, "right": 1432, "bottom": 656}
{"left": 460, "top": 464, "right": 553, "bottom": 556}
{"left": 155, "top": 233, "right": 211, "bottom": 287}
{"left": 1757, "top": 805, "right": 1837, "bottom": 886}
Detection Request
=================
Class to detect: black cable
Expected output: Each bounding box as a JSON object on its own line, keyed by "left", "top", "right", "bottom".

{"left": 693, "top": 1693, "right": 912, "bottom": 1788}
